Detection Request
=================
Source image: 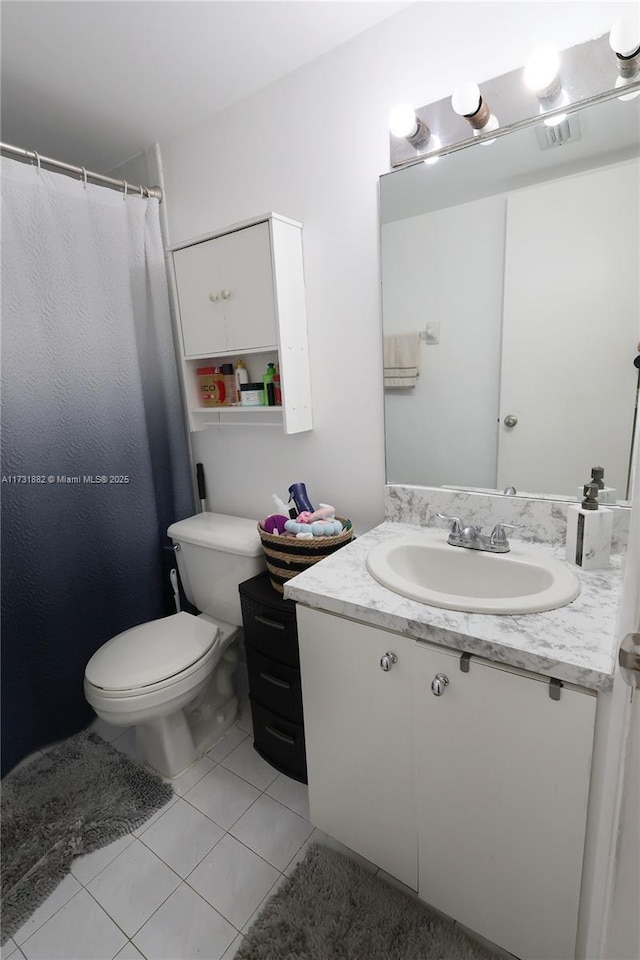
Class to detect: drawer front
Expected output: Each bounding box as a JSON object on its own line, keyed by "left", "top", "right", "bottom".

{"left": 247, "top": 648, "right": 303, "bottom": 723}
{"left": 250, "top": 699, "right": 307, "bottom": 784}
{"left": 241, "top": 598, "right": 299, "bottom": 667}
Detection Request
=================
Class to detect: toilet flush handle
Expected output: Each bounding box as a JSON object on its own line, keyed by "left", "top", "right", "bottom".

{"left": 173, "top": 543, "right": 181, "bottom": 552}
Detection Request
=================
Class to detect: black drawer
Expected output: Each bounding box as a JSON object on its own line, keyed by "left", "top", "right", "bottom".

{"left": 250, "top": 699, "right": 307, "bottom": 784}
{"left": 240, "top": 597, "right": 299, "bottom": 667}
{"left": 247, "top": 648, "right": 303, "bottom": 723}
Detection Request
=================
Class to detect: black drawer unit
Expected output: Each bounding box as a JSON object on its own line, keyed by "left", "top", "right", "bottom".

{"left": 239, "top": 572, "right": 307, "bottom": 783}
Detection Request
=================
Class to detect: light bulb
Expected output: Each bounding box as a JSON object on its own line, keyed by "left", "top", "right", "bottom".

{"left": 610, "top": 13, "right": 640, "bottom": 58}
{"left": 451, "top": 82, "right": 481, "bottom": 117}
{"left": 389, "top": 104, "right": 419, "bottom": 139}
{"left": 524, "top": 47, "right": 561, "bottom": 96}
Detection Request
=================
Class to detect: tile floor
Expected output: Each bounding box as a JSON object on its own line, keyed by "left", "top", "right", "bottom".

{"left": 2, "top": 700, "right": 380, "bottom": 960}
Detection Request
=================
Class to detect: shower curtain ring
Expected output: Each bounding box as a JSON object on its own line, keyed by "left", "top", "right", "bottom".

{"left": 33, "top": 150, "right": 41, "bottom": 173}
{"left": 81, "top": 167, "right": 88, "bottom": 189}
{"left": 123, "top": 180, "right": 128, "bottom": 201}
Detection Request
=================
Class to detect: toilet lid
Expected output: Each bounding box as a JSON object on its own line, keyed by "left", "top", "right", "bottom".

{"left": 85, "top": 612, "right": 219, "bottom": 692}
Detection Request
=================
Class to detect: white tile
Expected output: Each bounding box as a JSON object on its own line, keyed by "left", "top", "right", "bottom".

{"left": 13, "top": 873, "right": 82, "bottom": 945}
{"left": 285, "top": 828, "right": 379, "bottom": 877}
{"left": 220, "top": 934, "right": 244, "bottom": 960}
{"left": 132, "top": 794, "right": 178, "bottom": 838}
{"left": 20, "top": 889, "right": 126, "bottom": 960}
{"left": 236, "top": 701, "right": 253, "bottom": 735}
{"left": 265, "top": 772, "right": 310, "bottom": 819}
{"left": 111, "top": 727, "right": 138, "bottom": 761}
{"left": 87, "top": 841, "right": 180, "bottom": 938}
{"left": 71, "top": 834, "right": 136, "bottom": 885}
{"left": 141, "top": 798, "right": 224, "bottom": 878}
{"left": 170, "top": 755, "right": 215, "bottom": 796}
{"left": 207, "top": 726, "right": 247, "bottom": 763}
{"left": 240, "top": 872, "right": 289, "bottom": 934}
{"left": 133, "top": 883, "right": 236, "bottom": 960}
{"left": 1, "top": 939, "right": 17, "bottom": 959}
{"left": 230, "top": 794, "right": 313, "bottom": 871}
{"left": 187, "top": 833, "right": 279, "bottom": 930}
{"left": 377, "top": 869, "right": 419, "bottom": 899}
{"left": 184, "top": 766, "right": 260, "bottom": 830}
{"left": 220, "top": 738, "right": 279, "bottom": 791}
{"left": 114, "top": 944, "right": 145, "bottom": 960}
{"left": 90, "top": 718, "right": 130, "bottom": 743}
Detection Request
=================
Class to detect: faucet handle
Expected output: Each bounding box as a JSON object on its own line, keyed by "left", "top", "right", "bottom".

{"left": 490, "top": 521, "right": 523, "bottom": 545}
{"left": 436, "top": 513, "right": 462, "bottom": 535}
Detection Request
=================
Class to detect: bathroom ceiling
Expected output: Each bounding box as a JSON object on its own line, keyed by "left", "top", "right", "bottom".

{"left": 1, "top": 0, "right": 411, "bottom": 172}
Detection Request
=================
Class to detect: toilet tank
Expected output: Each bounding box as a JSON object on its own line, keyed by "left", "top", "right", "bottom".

{"left": 167, "top": 513, "right": 265, "bottom": 625}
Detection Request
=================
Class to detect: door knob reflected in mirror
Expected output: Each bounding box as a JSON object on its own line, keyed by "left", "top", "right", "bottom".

{"left": 431, "top": 673, "right": 449, "bottom": 696}
{"left": 380, "top": 652, "right": 398, "bottom": 672}
{"left": 503, "top": 415, "right": 518, "bottom": 428}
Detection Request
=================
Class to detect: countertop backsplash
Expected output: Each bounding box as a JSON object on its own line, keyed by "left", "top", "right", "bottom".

{"left": 385, "top": 484, "right": 630, "bottom": 554}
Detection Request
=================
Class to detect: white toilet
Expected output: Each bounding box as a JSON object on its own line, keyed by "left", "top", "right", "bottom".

{"left": 84, "top": 512, "right": 265, "bottom": 778}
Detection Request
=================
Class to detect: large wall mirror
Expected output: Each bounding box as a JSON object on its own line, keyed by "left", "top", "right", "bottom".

{"left": 380, "top": 78, "right": 640, "bottom": 505}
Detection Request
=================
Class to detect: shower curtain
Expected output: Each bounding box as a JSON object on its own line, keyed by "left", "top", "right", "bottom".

{"left": 1, "top": 157, "right": 194, "bottom": 776}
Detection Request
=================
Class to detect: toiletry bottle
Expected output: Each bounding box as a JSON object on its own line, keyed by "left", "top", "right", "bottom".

{"left": 235, "top": 359, "right": 249, "bottom": 398}
{"left": 263, "top": 362, "right": 276, "bottom": 406}
{"left": 273, "top": 372, "right": 282, "bottom": 406}
{"left": 576, "top": 466, "right": 617, "bottom": 505}
{"left": 221, "top": 363, "right": 236, "bottom": 405}
{"left": 288, "top": 482, "right": 314, "bottom": 516}
{"left": 565, "top": 482, "right": 613, "bottom": 569}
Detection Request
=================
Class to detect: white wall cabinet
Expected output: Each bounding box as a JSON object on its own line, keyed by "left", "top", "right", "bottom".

{"left": 298, "top": 607, "right": 597, "bottom": 960}
{"left": 169, "top": 213, "right": 312, "bottom": 434}
{"left": 297, "top": 606, "right": 417, "bottom": 889}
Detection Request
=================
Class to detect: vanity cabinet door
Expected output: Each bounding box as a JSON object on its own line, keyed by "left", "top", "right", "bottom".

{"left": 297, "top": 606, "right": 417, "bottom": 889}
{"left": 413, "top": 642, "right": 596, "bottom": 960}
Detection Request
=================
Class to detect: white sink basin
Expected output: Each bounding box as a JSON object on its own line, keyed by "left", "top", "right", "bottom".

{"left": 366, "top": 532, "right": 580, "bottom": 615}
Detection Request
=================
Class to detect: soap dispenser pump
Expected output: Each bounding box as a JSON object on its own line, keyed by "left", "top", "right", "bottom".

{"left": 578, "top": 465, "right": 617, "bottom": 505}
{"left": 565, "top": 482, "right": 613, "bottom": 569}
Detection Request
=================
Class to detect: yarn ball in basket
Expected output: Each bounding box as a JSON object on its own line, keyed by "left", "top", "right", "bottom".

{"left": 263, "top": 514, "right": 289, "bottom": 535}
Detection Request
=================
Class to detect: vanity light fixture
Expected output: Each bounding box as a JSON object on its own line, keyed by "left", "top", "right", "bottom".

{"left": 610, "top": 13, "right": 640, "bottom": 101}
{"left": 388, "top": 104, "right": 432, "bottom": 148}
{"left": 524, "top": 47, "right": 568, "bottom": 127}
{"left": 451, "top": 82, "right": 499, "bottom": 144}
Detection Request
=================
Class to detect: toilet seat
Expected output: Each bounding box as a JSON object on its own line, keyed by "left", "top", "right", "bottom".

{"left": 85, "top": 611, "right": 219, "bottom": 695}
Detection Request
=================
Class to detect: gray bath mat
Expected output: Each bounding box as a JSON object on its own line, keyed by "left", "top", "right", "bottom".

{"left": 237, "top": 843, "right": 500, "bottom": 960}
{"left": 1, "top": 729, "right": 172, "bottom": 943}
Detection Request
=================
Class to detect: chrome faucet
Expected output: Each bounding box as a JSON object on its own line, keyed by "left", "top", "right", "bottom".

{"left": 436, "top": 513, "right": 522, "bottom": 554}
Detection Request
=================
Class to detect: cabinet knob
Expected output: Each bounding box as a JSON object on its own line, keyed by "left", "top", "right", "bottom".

{"left": 431, "top": 673, "right": 449, "bottom": 696}
{"left": 209, "top": 292, "right": 220, "bottom": 302}
{"left": 380, "top": 651, "right": 398, "bottom": 672}
{"left": 221, "top": 289, "right": 231, "bottom": 300}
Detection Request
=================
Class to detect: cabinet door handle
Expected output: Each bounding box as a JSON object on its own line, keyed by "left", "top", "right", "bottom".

{"left": 265, "top": 724, "right": 295, "bottom": 746}
{"left": 431, "top": 673, "right": 449, "bottom": 696}
{"left": 259, "top": 671, "right": 291, "bottom": 690}
{"left": 221, "top": 289, "right": 231, "bottom": 299}
{"left": 254, "top": 615, "right": 285, "bottom": 631}
{"left": 208, "top": 291, "right": 220, "bottom": 302}
{"left": 380, "top": 651, "right": 398, "bottom": 672}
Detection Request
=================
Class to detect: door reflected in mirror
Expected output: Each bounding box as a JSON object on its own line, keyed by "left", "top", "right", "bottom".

{"left": 380, "top": 94, "right": 640, "bottom": 503}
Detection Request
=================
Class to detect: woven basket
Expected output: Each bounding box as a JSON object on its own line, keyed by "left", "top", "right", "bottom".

{"left": 258, "top": 518, "right": 354, "bottom": 593}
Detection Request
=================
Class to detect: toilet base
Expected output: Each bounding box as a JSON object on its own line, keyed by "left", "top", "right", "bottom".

{"left": 135, "top": 641, "right": 240, "bottom": 779}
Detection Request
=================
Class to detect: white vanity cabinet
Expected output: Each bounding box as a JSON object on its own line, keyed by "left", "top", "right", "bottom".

{"left": 297, "top": 606, "right": 417, "bottom": 889}
{"left": 169, "top": 213, "right": 312, "bottom": 434}
{"left": 413, "top": 642, "right": 596, "bottom": 960}
{"left": 297, "top": 606, "right": 598, "bottom": 960}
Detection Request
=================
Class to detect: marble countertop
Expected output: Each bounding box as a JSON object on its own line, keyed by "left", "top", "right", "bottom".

{"left": 283, "top": 521, "right": 623, "bottom": 692}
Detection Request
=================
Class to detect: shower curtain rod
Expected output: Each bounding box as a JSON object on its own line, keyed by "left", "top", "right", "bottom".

{"left": 0, "top": 142, "right": 163, "bottom": 201}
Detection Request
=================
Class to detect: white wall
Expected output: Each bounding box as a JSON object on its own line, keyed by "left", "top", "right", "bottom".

{"left": 158, "top": 1, "right": 629, "bottom": 533}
